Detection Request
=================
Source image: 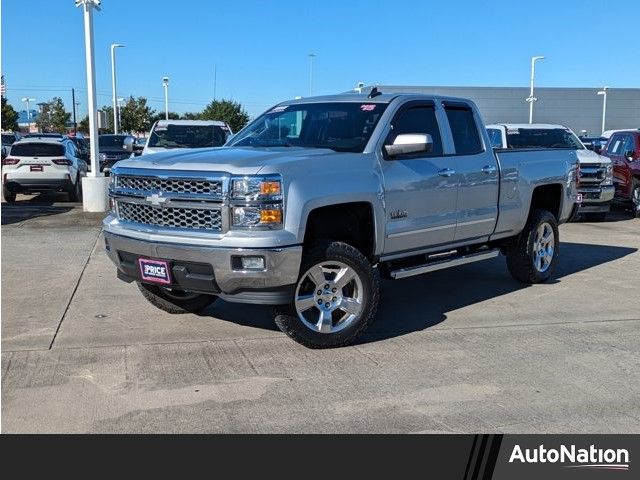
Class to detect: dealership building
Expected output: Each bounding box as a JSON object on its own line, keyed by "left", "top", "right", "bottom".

{"left": 376, "top": 85, "right": 640, "bottom": 137}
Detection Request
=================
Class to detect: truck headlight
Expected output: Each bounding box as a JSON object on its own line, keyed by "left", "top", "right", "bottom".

{"left": 232, "top": 204, "right": 282, "bottom": 228}
{"left": 230, "top": 175, "right": 282, "bottom": 201}
{"left": 604, "top": 164, "right": 613, "bottom": 185}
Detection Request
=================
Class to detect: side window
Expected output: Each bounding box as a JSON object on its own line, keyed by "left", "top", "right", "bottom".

{"left": 388, "top": 105, "right": 443, "bottom": 156}
{"left": 486, "top": 128, "right": 503, "bottom": 148}
{"left": 444, "top": 106, "right": 483, "bottom": 155}
{"left": 608, "top": 134, "right": 623, "bottom": 154}
{"left": 622, "top": 135, "right": 635, "bottom": 155}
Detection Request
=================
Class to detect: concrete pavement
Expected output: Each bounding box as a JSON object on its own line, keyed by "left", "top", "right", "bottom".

{"left": 2, "top": 193, "right": 639, "bottom": 432}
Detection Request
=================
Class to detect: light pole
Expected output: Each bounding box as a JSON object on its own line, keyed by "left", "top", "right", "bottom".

{"left": 597, "top": 86, "right": 609, "bottom": 134}
{"left": 162, "top": 76, "right": 169, "bottom": 120}
{"left": 76, "top": 0, "right": 109, "bottom": 212}
{"left": 117, "top": 97, "right": 125, "bottom": 130}
{"left": 526, "top": 55, "right": 545, "bottom": 124}
{"left": 308, "top": 53, "right": 316, "bottom": 96}
{"left": 110, "top": 43, "right": 125, "bottom": 134}
{"left": 21, "top": 97, "right": 35, "bottom": 121}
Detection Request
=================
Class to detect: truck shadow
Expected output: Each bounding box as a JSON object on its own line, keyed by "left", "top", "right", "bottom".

{"left": 1, "top": 193, "right": 75, "bottom": 226}
{"left": 207, "top": 241, "right": 637, "bottom": 341}
{"left": 358, "top": 241, "right": 637, "bottom": 344}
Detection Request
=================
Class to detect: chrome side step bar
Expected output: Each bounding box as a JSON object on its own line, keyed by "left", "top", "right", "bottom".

{"left": 389, "top": 249, "right": 500, "bottom": 280}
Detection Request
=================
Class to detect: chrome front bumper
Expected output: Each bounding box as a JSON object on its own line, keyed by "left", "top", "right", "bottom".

{"left": 578, "top": 184, "right": 615, "bottom": 212}
{"left": 103, "top": 230, "right": 302, "bottom": 305}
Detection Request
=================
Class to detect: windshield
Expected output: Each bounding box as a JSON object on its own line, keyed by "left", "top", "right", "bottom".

{"left": 506, "top": 128, "right": 585, "bottom": 150}
{"left": 148, "top": 124, "right": 229, "bottom": 149}
{"left": 228, "top": 102, "right": 388, "bottom": 152}
{"left": 99, "top": 135, "right": 128, "bottom": 148}
{"left": 11, "top": 143, "right": 65, "bottom": 157}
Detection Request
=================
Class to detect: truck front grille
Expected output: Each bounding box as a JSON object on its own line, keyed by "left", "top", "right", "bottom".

{"left": 116, "top": 201, "right": 222, "bottom": 231}
{"left": 116, "top": 175, "right": 223, "bottom": 196}
{"left": 578, "top": 164, "right": 606, "bottom": 184}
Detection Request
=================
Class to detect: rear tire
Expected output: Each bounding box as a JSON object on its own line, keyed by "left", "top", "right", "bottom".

{"left": 506, "top": 209, "right": 559, "bottom": 284}
{"left": 583, "top": 211, "right": 607, "bottom": 222}
{"left": 274, "top": 241, "right": 380, "bottom": 349}
{"left": 137, "top": 282, "right": 217, "bottom": 314}
{"left": 3, "top": 187, "right": 16, "bottom": 203}
{"left": 68, "top": 176, "right": 82, "bottom": 202}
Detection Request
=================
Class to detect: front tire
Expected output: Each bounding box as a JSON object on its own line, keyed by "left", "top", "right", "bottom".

{"left": 631, "top": 179, "right": 640, "bottom": 218}
{"left": 3, "top": 187, "right": 16, "bottom": 203}
{"left": 274, "top": 241, "right": 380, "bottom": 349}
{"left": 137, "top": 282, "right": 217, "bottom": 314}
{"left": 506, "top": 209, "right": 559, "bottom": 284}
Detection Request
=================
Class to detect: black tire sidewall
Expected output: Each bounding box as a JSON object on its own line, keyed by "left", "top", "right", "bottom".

{"left": 137, "top": 282, "right": 217, "bottom": 314}
{"left": 507, "top": 210, "right": 559, "bottom": 283}
{"left": 275, "top": 241, "right": 379, "bottom": 348}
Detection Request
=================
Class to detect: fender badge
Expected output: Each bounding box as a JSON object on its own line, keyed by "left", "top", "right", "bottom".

{"left": 390, "top": 209, "right": 408, "bottom": 220}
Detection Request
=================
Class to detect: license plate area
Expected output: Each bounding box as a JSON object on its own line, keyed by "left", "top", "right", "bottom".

{"left": 138, "top": 257, "right": 172, "bottom": 285}
{"left": 30, "top": 165, "right": 44, "bottom": 172}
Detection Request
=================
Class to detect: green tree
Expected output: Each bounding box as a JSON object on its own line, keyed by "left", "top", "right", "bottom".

{"left": 36, "top": 97, "right": 71, "bottom": 133}
{"left": 1, "top": 97, "right": 19, "bottom": 131}
{"left": 148, "top": 111, "right": 180, "bottom": 130}
{"left": 200, "top": 99, "right": 249, "bottom": 132}
{"left": 120, "top": 96, "right": 155, "bottom": 134}
{"left": 78, "top": 115, "right": 89, "bottom": 133}
{"left": 181, "top": 111, "right": 201, "bottom": 120}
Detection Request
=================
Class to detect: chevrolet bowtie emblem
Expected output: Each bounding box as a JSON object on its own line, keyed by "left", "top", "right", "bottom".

{"left": 146, "top": 193, "right": 167, "bottom": 206}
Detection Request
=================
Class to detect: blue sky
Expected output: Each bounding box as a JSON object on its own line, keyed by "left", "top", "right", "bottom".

{"left": 2, "top": 0, "right": 638, "bottom": 119}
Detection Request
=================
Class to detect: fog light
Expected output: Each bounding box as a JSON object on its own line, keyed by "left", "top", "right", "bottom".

{"left": 240, "top": 256, "right": 265, "bottom": 270}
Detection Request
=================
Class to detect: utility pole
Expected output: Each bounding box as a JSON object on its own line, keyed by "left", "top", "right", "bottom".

{"left": 213, "top": 65, "right": 217, "bottom": 101}
{"left": 110, "top": 43, "right": 124, "bottom": 134}
{"left": 526, "top": 55, "right": 545, "bottom": 124}
{"left": 597, "top": 87, "right": 609, "bottom": 134}
{"left": 72, "top": 88, "right": 77, "bottom": 130}
{"left": 76, "top": 0, "right": 109, "bottom": 212}
{"left": 308, "top": 53, "right": 316, "bottom": 96}
{"left": 162, "top": 76, "right": 169, "bottom": 120}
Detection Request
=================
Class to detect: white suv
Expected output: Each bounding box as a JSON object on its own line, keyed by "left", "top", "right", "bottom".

{"left": 2, "top": 137, "right": 88, "bottom": 203}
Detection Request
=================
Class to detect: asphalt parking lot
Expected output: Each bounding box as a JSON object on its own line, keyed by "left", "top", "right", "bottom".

{"left": 1, "top": 193, "right": 639, "bottom": 433}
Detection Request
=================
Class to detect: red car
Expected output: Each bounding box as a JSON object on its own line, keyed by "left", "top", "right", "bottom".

{"left": 602, "top": 130, "right": 640, "bottom": 217}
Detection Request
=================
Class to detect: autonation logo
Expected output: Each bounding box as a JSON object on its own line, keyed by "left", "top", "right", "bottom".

{"left": 509, "top": 444, "right": 630, "bottom": 471}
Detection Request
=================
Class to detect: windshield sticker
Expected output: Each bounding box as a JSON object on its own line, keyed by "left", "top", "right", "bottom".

{"left": 508, "top": 128, "right": 520, "bottom": 134}
{"left": 360, "top": 104, "right": 377, "bottom": 111}
{"left": 269, "top": 105, "right": 288, "bottom": 114}
{"left": 154, "top": 126, "right": 168, "bottom": 131}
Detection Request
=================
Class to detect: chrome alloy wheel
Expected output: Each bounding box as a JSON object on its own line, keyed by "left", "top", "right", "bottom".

{"left": 632, "top": 186, "right": 640, "bottom": 211}
{"left": 532, "top": 222, "right": 555, "bottom": 273}
{"left": 294, "top": 261, "right": 364, "bottom": 334}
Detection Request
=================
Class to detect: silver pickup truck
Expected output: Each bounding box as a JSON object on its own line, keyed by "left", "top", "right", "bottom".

{"left": 104, "top": 92, "right": 578, "bottom": 348}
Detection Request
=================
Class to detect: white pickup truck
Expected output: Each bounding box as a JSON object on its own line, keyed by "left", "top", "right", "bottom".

{"left": 486, "top": 123, "right": 614, "bottom": 221}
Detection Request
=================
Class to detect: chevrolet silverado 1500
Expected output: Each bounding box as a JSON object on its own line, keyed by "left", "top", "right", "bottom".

{"left": 103, "top": 92, "right": 578, "bottom": 348}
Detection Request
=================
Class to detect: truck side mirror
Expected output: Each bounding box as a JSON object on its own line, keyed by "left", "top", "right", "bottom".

{"left": 123, "top": 136, "right": 134, "bottom": 153}
{"left": 625, "top": 150, "right": 635, "bottom": 161}
{"left": 385, "top": 133, "right": 433, "bottom": 157}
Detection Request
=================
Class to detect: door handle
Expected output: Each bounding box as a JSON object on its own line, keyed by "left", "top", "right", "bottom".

{"left": 482, "top": 165, "right": 497, "bottom": 174}
{"left": 438, "top": 168, "right": 456, "bottom": 177}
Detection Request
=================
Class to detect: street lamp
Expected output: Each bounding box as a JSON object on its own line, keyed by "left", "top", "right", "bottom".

{"left": 117, "top": 97, "right": 125, "bottom": 129}
{"left": 162, "top": 76, "right": 169, "bottom": 120}
{"left": 21, "top": 97, "right": 35, "bottom": 120}
{"left": 597, "top": 86, "right": 609, "bottom": 134}
{"left": 110, "top": 43, "right": 125, "bottom": 134}
{"left": 308, "top": 53, "right": 316, "bottom": 96}
{"left": 526, "top": 55, "right": 545, "bottom": 124}
{"left": 76, "top": 0, "right": 109, "bottom": 212}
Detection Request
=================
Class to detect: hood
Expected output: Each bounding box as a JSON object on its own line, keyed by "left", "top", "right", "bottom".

{"left": 114, "top": 146, "right": 340, "bottom": 175}
{"left": 576, "top": 149, "right": 610, "bottom": 165}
